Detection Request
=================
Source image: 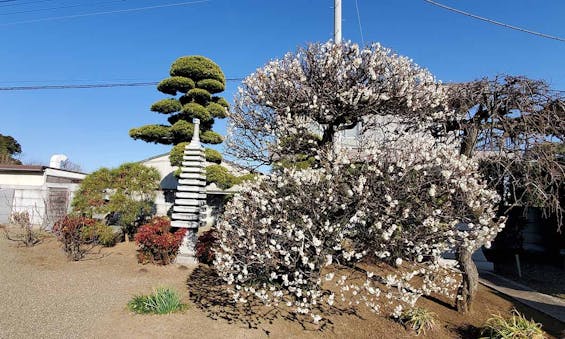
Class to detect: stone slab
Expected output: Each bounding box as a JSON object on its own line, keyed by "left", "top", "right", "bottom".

{"left": 171, "top": 213, "right": 199, "bottom": 221}
{"left": 181, "top": 161, "right": 205, "bottom": 167}
{"left": 176, "top": 192, "right": 207, "bottom": 199}
{"left": 179, "top": 167, "right": 204, "bottom": 174}
{"left": 178, "top": 176, "right": 206, "bottom": 183}
{"left": 171, "top": 220, "right": 199, "bottom": 228}
{"left": 173, "top": 206, "right": 200, "bottom": 213}
{"left": 174, "top": 198, "right": 202, "bottom": 206}
{"left": 177, "top": 180, "right": 206, "bottom": 187}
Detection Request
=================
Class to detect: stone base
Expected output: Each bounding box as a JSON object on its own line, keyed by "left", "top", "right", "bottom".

{"left": 175, "top": 228, "right": 198, "bottom": 265}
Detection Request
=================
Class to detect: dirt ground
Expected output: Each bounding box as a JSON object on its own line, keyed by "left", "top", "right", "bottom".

{"left": 0, "top": 234, "right": 562, "bottom": 339}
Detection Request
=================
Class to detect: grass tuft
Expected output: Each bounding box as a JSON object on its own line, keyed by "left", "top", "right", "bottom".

{"left": 480, "top": 309, "right": 545, "bottom": 339}
{"left": 399, "top": 307, "right": 437, "bottom": 336}
{"left": 127, "top": 287, "right": 185, "bottom": 315}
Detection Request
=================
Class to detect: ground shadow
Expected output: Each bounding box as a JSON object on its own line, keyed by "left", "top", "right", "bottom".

{"left": 186, "top": 265, "right": 360, "bottom": 335}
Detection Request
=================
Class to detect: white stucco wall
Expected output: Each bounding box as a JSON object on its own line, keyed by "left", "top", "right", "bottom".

{"left": 0, "top": 172, "right": 44, "bottom": 186}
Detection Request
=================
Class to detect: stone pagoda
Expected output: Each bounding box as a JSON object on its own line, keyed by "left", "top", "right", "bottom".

{"left": 171, "top": 118, "right": 207, "bottom": 264}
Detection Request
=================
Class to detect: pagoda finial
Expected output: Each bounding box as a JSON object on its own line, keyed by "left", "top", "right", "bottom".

{"left": 190, "top": 118, "right": 201, "bottom": 148}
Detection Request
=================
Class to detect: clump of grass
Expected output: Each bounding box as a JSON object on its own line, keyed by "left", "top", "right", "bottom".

{"left": 399, "top": 307, "right": 437, "bottom": 335}
{"left": 480, "top": 309, "right": 545, "bottom": 339}
{"left": 127, "top": 287, "right": 185, "bottom": 314}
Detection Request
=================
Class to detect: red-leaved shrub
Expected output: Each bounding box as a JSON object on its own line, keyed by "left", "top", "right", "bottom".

{"left": 195, "top": 228, "right": 218, "bottom": 265}
{"left": 134, "top": 216, "right": 186, "bottom": 265}
{"left": 52, "top": 215, "right": 98, "bottom": 261}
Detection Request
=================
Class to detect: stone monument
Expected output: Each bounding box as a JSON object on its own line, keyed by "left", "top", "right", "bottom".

{"left": 171, "top": 118, "right": 207, "bottom": 264}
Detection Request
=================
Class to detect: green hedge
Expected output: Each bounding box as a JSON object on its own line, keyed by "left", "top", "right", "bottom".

{"left": 150, "top": 98, "right": 182, "bottom": 114}
{"left": 169, "top": 56, "right": 225, "bottom": 84}
{"left": 157, "top": 76, "right": 195, "bottom": 95}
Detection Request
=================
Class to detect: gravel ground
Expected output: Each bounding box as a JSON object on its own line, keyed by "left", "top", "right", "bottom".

{"left": 1, "top": 233, "right": 561, "bottom": 338}
{"left": 0, "top": 235, "right": 266, "bottom": 339}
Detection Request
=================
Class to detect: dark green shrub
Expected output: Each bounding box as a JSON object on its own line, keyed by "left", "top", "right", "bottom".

{"left": 128, "top": 287, "right": 185, "bottom": 314}
{"left": 170, "top": 56, "right": 225, "bottom": 84}
{"left": 182, "top": 103, "right": 211, "bottom": 121}
{"left": 186, "top": 88, "right": 212, "bottom": 104}
{"left": 170, "top": 120, "right": 195, "bottom": 141}
{"left": 205, "top": 164, "right": 232, "bottom": 189}
{"left": 150, "top": 98, "right": 182, "bottom": 114}
{"left": 197, "top": 79, "right": 225, "bottom": 93}
{"left": 204, "top": 148, "right": 222, "bottom": 163}
{"left": 206, "top": 102, "right": 227, "bottom": 118}
{"left": 212, "top": 96, "right": 229, "bottom": 108}
{"left": 81, "top": 223, "right": 118, "bottom": 247}
{"left": 201, "top": 130, "right": 223, "bottom": 144}
{"left": 129, "top": 125, "right": 173, "bottom": 144}
{"left": 157, "top": 76, "right": 195, "bottom": 95}
{"left": 169, "top": 142, "right": 187, "bottom": 167}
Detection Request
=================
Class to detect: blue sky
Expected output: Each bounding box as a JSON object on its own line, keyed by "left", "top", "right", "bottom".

{"left": 1, "top": 0, "right": 563, "bottom": 172}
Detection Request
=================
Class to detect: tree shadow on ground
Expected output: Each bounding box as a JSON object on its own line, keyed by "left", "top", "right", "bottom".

{"left": 186, "top": 265, "right": 361, "bottom": 335}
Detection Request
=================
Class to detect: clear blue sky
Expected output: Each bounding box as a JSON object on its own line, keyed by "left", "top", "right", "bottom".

{"left": 1, "top": 0, "right": 563, "bottom": 172}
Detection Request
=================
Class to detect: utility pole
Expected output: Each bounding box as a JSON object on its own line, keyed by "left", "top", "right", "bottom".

{"left": 334, "top": 0, "right": 342, "bottom": 43}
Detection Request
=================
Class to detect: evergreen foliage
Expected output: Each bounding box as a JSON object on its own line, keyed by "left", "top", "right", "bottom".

{"left": 71, "top": 163, "right": 160, "bottom": 237}
{"left": 0, "top": 133, "right": 22, "bottom": 164}
{"left": 129, "top": 55, "right": 229, "bottom": 169}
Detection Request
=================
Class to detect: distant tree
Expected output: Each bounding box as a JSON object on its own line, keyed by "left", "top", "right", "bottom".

{"left": 71, "top": 162, "right": 160, "bottom": 238}
{"left": 129, "top": 56, "right": 229, "bottom": 168}
{"left": 60, "top": 159, "right": 82, "bottom": 172}
{"left": 0, "top": 133, "right": 22, "bottom": 164}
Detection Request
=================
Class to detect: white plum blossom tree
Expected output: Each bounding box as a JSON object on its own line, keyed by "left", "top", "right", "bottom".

{"left": 215, "top": 136, "right": 504, "bottom": 321}
{"left": 227, "top": 41, "right": 455, "bottom": 169}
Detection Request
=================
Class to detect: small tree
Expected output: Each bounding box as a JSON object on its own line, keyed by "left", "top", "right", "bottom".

{"left": 72, "top": 162, "right": 160, "bottom": 238}
{"left": 129, "top": 55, "right": 229, "bottom": 169}
{"left": 0, "top": 133, "right": 22, "bottom": 165}
{"left": 215, "top": 137, "right": 503, "bottom": 321}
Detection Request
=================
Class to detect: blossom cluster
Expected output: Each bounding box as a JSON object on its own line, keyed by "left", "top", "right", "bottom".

{"left": 227, "top": 40, "right": 455, "bottom": 168}
{"left": 214, "top": 136, "right": 504, "bottom": 321}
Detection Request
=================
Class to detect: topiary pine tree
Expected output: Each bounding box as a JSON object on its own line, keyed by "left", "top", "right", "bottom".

{"left": 129, "top": 56, "right": 229, "bottom": 167}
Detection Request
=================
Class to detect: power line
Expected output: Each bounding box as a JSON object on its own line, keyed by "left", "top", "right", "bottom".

{"left": 0, "top": 78, "right": 245, "bottom": 91}
{"left": 0, "top": 0, "right": 129, "bottom": 16}
{"left": 0, "top": 0, "right": 57, "bottom": 8}
{"left": 354, "top": 0, "right": 364, "bottom": 46}
{"left": 424, "top": 0, "right": 565, "bottom": 42}
{"left": 0, "top": 0, "right": 209, "bottom": 26}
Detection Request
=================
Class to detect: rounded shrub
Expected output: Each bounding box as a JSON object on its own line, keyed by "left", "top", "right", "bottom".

{"left": 182, "top": 103, "right": 212, "bottom": 121}
{"left": 170, "top": 120, "right": 195, "bottom": 142}
{"left": 169, "top": 56, "right": 225, "bottom": 84}
{"left": 205, "top": 164, "right": 233, "bottom": 189}
{"left": 186, "top": 88, "right": 212, "bottom": 104}
{"left": 150, "top": 98, "right": 182, "bottom": 114}
{"left": 196, "top": 79, "right": 225, "bottom": 93}
{"left": 169, "top": 142, "right": 188, "bottom": 167}
{"left": 204, "top": 148, "right": 222, "bottom": 163}
{"left": 212, "top": 96, "right": 229, "bottom": 108}
{"left": 206, "top": 102, "right": 227, "bottom": 118}
{"left": 134, "top": 216, "right": 186, "bottom": 265}
{"left": 157, "top": 76, "right": 195, "bottom": 95}
{"left": 201, "top": 130, "right": 223, "bottom": 144}
{"left": 129, "top": 125, "right": 173, "bottom": 144}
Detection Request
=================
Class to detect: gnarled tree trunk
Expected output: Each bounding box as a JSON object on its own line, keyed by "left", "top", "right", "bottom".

{"left": 456, "top": 246, "right": 479, "bottom": 312}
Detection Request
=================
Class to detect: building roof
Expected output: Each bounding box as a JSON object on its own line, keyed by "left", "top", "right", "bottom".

{"left": 0, "top": 164, "right": 87, "bottom": 175}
